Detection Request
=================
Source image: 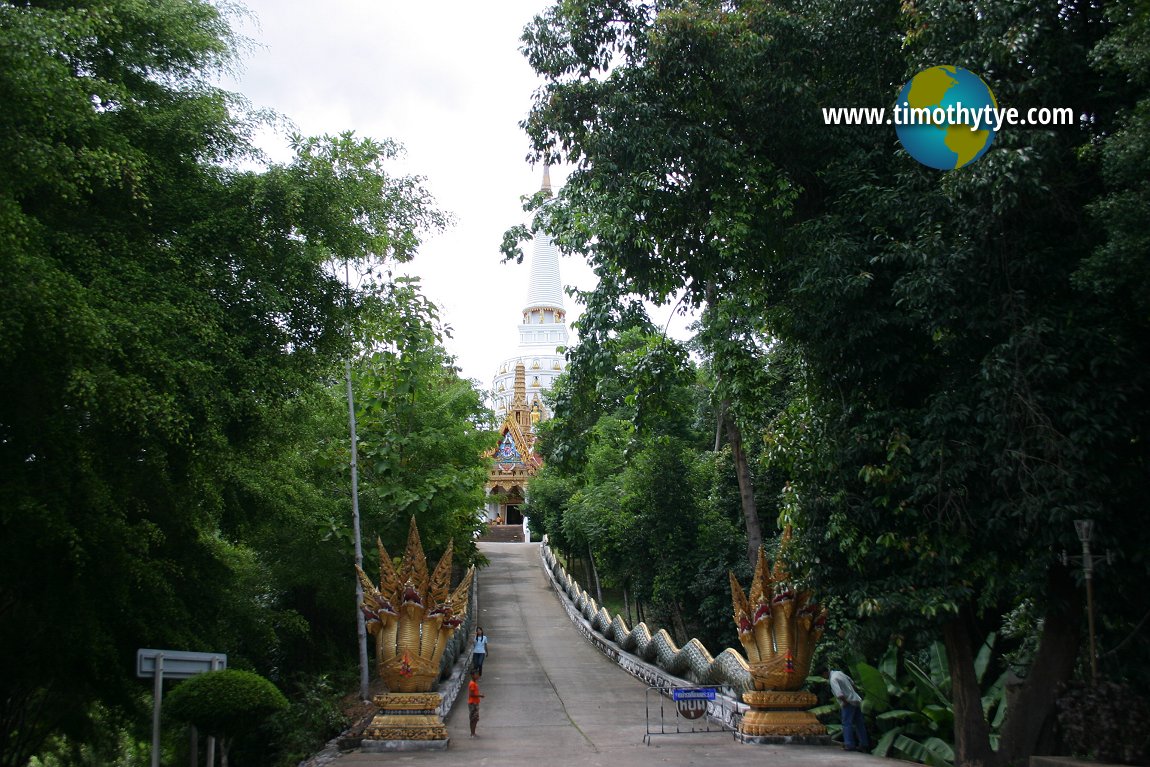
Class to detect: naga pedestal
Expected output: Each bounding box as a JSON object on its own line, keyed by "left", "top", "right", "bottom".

{"left": 737, "top": 690, "right": 829, "bottom": 744}
{"left": 360, "top": 693, "right": 449, "bottom": 751}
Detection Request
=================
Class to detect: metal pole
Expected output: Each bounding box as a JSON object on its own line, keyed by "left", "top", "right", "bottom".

{"left": 347, "top": 358, "right": 370, "bottom": 700}
{"left": 206, "top": 657, "right": 221, "bottom": 767}
{"left": 189, "top": 726, "right": 197, "bottom": 767}
{"left": 151, "top": 654, "right": 164, "bottom": 767}
{"left": 340, "top": 259, "right": 368, "bottom": 703}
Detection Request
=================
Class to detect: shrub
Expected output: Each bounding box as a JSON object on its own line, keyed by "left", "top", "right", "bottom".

{"left": 1057, "top": 681, "right": 1150, "bottom": 765}
{"left": 814, "top": 635, "right": 1007, "bottom": 767}
{"left": 165, "top": 670, "right": 289, "bottom": 767}
{"left": 260, "top": 675, "right": 349, "bottom": 767}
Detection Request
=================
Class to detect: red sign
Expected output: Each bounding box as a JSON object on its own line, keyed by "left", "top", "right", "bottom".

{"left": 677, "top": 697, "right": 707, "bottom": 720}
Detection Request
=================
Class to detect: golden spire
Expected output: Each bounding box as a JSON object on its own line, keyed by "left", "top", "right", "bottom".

{"left": 512, "top": 362, "right": 531, "bottom": 430}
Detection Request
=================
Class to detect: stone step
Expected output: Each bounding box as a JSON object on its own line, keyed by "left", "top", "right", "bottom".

{"left": 478, "top": 524, "right": 524, "bottom": 543}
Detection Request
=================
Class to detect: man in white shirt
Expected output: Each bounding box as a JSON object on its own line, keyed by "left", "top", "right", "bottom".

{"left": 828, "top": 666, "right": 869, "bottom": 752}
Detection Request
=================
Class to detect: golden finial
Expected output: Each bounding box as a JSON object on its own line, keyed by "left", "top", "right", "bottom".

{"left": 377, "top": 536, "right": 401, "bottom": 601}
{"left": 397, "top": 517, "right": 430, "bottom": 595}
{"left": 428, "top": 541, "right": 453, "bottom": 606}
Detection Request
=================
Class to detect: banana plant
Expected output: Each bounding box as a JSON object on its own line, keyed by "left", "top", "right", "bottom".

{"left": 815, "top": 634, "right": 1007, "bottom": 766}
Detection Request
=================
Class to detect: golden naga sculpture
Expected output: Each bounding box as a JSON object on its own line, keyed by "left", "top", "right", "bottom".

{"left": 729, "top": 528, "right": 828, "bottom": 740}
{"left": 356, "top": 518, "right": 473, "bottom": 692}
{"left": 355, "top": 518, "right": 473, "bottom": 745}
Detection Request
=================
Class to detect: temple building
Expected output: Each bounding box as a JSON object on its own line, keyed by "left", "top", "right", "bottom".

{"left": 484, "top": 167, "right": 568, "bottom": 527}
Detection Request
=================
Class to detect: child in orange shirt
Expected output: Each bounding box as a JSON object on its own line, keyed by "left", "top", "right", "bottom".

{"left": 468, "top": 671, "right": 484, "bottom": 736}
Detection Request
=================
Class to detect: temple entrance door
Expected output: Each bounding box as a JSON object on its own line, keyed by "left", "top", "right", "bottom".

{"left": 504, "top": 504, "right": 523, "bottom": 525}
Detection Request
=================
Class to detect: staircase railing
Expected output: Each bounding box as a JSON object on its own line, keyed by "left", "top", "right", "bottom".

{"left": 540, "top": 539, "right": 753, "bottom": 692}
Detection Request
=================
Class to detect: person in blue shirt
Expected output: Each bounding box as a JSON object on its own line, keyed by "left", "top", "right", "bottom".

{"left": 473, "top": 627, "right": 489, "bottom": 677}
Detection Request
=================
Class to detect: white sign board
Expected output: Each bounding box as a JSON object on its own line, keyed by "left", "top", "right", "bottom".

{"left": 136, "top": 649, "right": 227, "bottom": 679}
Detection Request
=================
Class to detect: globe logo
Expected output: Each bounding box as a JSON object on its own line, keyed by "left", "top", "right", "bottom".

{"left": 895, "top": 66, "right": 998, "bottom": 170}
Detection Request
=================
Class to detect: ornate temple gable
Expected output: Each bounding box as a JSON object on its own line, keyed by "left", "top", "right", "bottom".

{"left": 495, "top": 430, "right": 523, "bottom": 465}
{"left": 486, "top": 360, "right": 541, "bottom": 485}
{"left": 487, "top": 417, "right": 540, "bottom": 473}
{"left": 485, "top": 424, "right": 541, "bottom": 491}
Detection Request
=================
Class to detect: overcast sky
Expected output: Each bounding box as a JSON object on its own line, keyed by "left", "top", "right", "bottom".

{"left": 219, "top": 0, "right": 690, "bottom": 388}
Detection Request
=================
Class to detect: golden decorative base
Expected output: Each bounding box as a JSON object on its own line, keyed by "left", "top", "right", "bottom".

{"left": 362, "top": 692, "right": 448, "bottom": 742}
{"left": 738, "top": 690, "right": 827, "bottom": 739}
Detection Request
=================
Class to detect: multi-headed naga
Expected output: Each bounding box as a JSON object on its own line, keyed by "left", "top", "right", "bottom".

{"left": 730, "top": 530, "right": 828, "bottom": 690}
{"left": 355, "top": 517, "right": 473, "bottom": 693}
{"left": 729, "top": 528, "right": 829, "bottom": 739}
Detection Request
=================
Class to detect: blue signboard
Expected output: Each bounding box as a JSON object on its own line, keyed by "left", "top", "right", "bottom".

{"left": 672, "top": 687, "right": 716, "bottom": 702}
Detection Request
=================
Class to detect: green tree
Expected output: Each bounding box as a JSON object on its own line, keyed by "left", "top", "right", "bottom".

{"left": 530, "top": 298, "right": 746, "bottom": 647}
{"left": 562, "top": 415, "right": 633, "bottom": 604}
{"left": 515, "top": 0, "right": 1150, "bottom": 763}
{"left": 536, "top": 282, "right": 663, "bottom": 473}
{"left": 352, "top": 278, "right": 496, "bottom": 563}
{"left": 694, "top": 294, "right": 783, "bottom": 569}
{"left": 0, "top": 2, "right": 447, "bottom": 764}
{"left": 522, "top": 461, "right": 576, "bottom": 554}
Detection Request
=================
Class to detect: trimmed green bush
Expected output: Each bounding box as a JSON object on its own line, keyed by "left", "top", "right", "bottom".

{"left": 165, "top": 670, "right": 289, "bottom": 741}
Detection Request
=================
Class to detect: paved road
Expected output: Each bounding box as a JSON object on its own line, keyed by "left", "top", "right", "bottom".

{"left": 340, "top": 542, "right": 890, "bottom": 767}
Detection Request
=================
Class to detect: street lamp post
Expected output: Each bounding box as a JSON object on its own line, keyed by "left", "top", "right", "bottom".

{"left": 1061, "top": 519, "right": 1114, "bottom": 686}
{"left": 1076, "top": 520, "right": 1098, "bottom": 686}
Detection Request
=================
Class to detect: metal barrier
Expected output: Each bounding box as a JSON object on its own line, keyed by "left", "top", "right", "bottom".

{"left": 643, "top": 685, "right": 738, "bottom": 745}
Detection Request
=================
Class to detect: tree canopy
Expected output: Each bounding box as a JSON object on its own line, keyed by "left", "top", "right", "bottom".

{"left": 514, "top": 0, "right": 1150, "bottom": 762}
{"left": 351, "top": 277, "right": 496, "bottom": 563}
{"left": 165, "top": 670, "right": 288, "bottom": 767}
{"left": 0, "top": 2, "right": 464, "bottom": 765}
